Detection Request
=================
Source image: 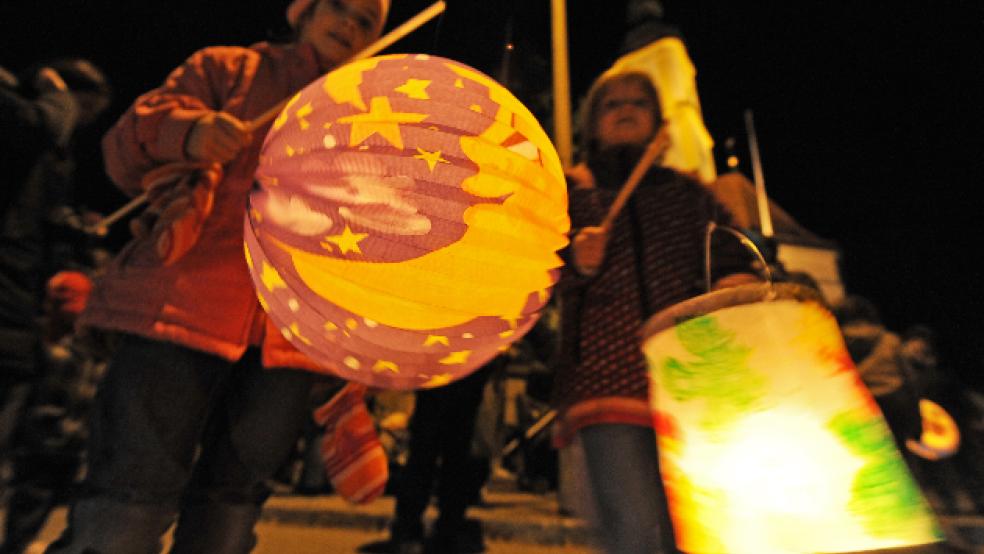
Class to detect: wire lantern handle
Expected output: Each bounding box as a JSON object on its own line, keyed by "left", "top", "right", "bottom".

{"left": 703, "top": 221, "right": 775, "bottom": 293}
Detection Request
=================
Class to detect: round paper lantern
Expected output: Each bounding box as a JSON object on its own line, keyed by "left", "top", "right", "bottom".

{"left": 643, "top": 283, "right": 942, "bottom": 553}
{"left": 246, "top": 54, "right": 569, "bottom": 389}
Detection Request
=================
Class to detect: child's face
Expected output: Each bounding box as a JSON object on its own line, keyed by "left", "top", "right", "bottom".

{"left": 300, "top": 0, "right": 383, "bottom": 69}
{"left": 595, "top": 79, "right": 658, "bottom": 149}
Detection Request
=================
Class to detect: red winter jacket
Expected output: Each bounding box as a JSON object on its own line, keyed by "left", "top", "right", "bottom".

{"left": 82, "top": 42, "right": 327, "bottom": 371}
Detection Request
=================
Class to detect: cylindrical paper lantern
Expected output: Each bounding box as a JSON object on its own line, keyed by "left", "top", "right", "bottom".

{"left": 246, "top": 54, "right": 569, "bottom": 389}
{"left": 642, "top": 283, "right": 942, "bottom": 553}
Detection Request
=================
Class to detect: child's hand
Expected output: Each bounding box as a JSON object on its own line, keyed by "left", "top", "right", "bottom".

{"left": 572, "top": 226, "right": 609, "bottom": 276}
{"left": 185, "top": 111, "right": 252, "bottom": 164}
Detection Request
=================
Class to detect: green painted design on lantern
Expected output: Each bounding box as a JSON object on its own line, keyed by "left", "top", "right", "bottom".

{"left": 828, "top": 410, "right": 940, "bottom": 538}
{"left": 660, "top": 315, "right": 767, "bottom": 436}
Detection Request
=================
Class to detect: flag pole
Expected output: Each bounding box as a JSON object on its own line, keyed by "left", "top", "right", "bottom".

{"left": 744, "top": 109, "right": 774, "bottom": 237}
{"left": 550, "top": 0, "right": 573, "bottom": 168}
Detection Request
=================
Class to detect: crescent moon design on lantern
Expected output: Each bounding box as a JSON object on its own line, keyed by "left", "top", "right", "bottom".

{"left": 248, "top": 54, "right": 570, "bottom": 388}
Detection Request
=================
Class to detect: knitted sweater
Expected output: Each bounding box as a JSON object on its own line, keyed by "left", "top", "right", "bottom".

{"left": 552, "top": 150, "right": 748, "bottom": 447}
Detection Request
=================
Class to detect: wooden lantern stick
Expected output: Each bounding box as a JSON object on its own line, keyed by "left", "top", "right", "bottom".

{"left": 599, "top": 127, "right": 671, "bottom": 233}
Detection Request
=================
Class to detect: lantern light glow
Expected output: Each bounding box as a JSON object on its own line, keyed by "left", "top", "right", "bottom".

{"left": 246, "top": 54, "right": 569, "bottom": 390}
{"left": 644, "top": 284, "right": 942, "bottom": 553}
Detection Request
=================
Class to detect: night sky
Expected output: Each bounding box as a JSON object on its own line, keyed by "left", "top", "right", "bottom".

{"left": 3, "top": 0, "right": 982, "bottom": 388}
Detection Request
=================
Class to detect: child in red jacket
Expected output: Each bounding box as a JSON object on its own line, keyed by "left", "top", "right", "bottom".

{"left": 48, "top": 2, "right": 389, "bottom": 553}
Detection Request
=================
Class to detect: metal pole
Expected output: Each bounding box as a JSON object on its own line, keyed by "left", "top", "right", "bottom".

{"left": 744, "top": 109, "right": 774, "bottom": 237}
{"left": 550, "top": 0, "right": 573, "bottom": 168}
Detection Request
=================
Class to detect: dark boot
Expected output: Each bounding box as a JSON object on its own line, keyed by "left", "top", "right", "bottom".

{"left": 427, "top": 517, "right": 485, "bottom": 554}
{"left": 168, "top": 500, "right": 262, "bottom": 554}
{"left": 1, "top": 485, "right": 56, "bottom": 554}
{"left": 43, "top": 497, "right": 173, "bottom": 554}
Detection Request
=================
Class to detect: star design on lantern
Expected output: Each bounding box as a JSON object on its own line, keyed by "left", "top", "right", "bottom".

{"left": 286, "top": 322, "right": 311, "bottom": 345}
{"left": 244, "top": 242, "right": 254, "bottom": 270}
{"left": 322, "top": 225, "right": 368, "bottom": 255}
{"left": 423, "top": 335, "right": 450, "bottom": 347}
{"left": 338, "top": 96, "right": 428, "bottom": 150}
{"left": 395, "top": 78, "right": 431, "bottom": 100}
{"left": 273, "top": 93, "right": 301, "bottom": 131}
{"left": 372, "top": 360, "right": 400, "bottom": 374}
{"left": 321, "top": 56, "right": 402, "bottom": 111}
{"left": 260, "top": 261, "right": 287, "bottom": 292}
{"left": 422, "top": 373, "right": 454, "bottom": 388}
{"left": 439, "top": 350, "right": 472, "bottom": 365}
{"left": 414, "top": 148, "right": 450, "bottom": 171}
{"left": 296, "top": 102, "right": 313, "bottom": 130}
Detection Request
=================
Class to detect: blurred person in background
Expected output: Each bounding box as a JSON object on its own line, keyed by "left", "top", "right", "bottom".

{"left": 1, "top": 271, "right": 113, "bottom": 554}
{"left": 833, "top": 295, "right": 921, "bottom": 455}
{"left": 1, "top": 58, "right": 110, "bottom": 490}
{"left": 900, "top": 325, "right": 984, "bottom": 515}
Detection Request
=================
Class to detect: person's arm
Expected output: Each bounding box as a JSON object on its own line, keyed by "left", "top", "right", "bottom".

{"left": 856, "top": 331, "right": 904, "bottom": 384}
{"left": 559, "top": 165, "right": 609, "bottom": 286}
{"left": 101, "top": 47, "right": 252, "bottom": 196}
{"left": 0, "top": 67, "right": 79, "bottom": 156}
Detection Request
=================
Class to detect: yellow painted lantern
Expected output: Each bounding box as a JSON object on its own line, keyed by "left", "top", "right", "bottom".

{"left": 246, "top": 54, "right": 569, "bottom": 389}
{"left": 643, "top": 283, "right": 942, "bottom": 553}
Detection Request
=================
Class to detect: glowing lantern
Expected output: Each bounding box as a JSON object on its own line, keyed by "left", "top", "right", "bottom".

{"left": 906, "top": 399, "right": 961, "bottom": 461}
{"left": 246, "top": 54, "right": 569, "bottom": 390}
{"left": 642, "top": 283, "right": 942, "bottom": 553}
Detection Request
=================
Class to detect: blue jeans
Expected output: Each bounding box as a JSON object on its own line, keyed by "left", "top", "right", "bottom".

{"left": 45, "top": 334, "right": 315, "bottom": 554}
{"left": 579, "top": 423, "right": 678, "bottom": 554}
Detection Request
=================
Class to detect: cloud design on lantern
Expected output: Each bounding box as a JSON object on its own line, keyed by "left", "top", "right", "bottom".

{"left": 265, "top": 191, "right": 333, "bottom": 236}
{"left": 307, "top": 174, "right": 432, "bottom": 236}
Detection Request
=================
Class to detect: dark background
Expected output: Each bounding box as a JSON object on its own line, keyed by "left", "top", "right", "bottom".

{"left": 2, "top": 0, "right": 982, "bottom": 389}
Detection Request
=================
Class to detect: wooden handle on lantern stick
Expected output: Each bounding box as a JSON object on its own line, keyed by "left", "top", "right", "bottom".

{"left": 245, "top": 0, "right": 448, "bottom": 133}
{"left": 599, "top": 128, "right": 671, "bottom": 234}
{"left": 85, "top": 194, "right": 148, "bottom": 235}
